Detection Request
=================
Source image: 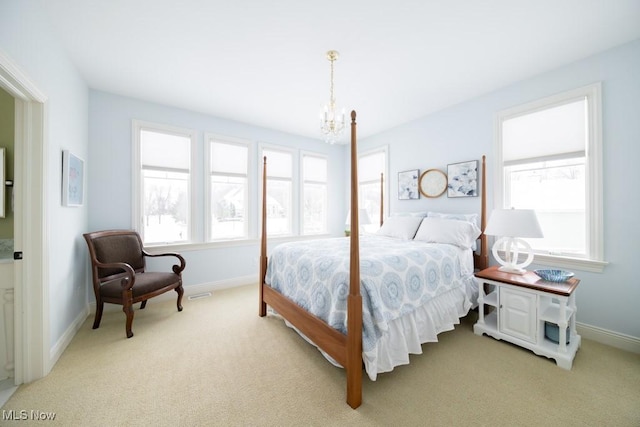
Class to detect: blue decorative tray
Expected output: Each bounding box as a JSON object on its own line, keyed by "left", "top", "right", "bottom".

{"left": 534, "top": 269, "right": 574, "bottom": 282}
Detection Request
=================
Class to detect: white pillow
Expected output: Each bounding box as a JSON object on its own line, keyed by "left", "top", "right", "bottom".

{"left": 428, "top": 211, "right": 479, "bottom": 227}
{"left": 377, "top": 216, "right": 424, "bottom": 240}
{"left": 413, "top": 217, "right": 481, "bottom": 249}
{"left": 428, "top": 212, "right": 480, "bottom": 250}
{"left": 390, "top": 211, "right": 428, "bottom": 218}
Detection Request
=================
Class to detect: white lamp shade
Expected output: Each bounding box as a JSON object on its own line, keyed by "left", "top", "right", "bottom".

{"left": 345, "top": 209, "right": 372, "bottom": 226}
{"left": 484, "top": 209, "right": 543, "bottom": 238}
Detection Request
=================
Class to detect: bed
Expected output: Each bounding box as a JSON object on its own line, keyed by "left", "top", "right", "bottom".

{"left": 259, "top": 111, "right": 488, "bottom": 408}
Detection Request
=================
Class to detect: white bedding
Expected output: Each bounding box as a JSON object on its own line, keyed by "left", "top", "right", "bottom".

{"left": 265, "top": 235, "right": 478, "bottom": 380}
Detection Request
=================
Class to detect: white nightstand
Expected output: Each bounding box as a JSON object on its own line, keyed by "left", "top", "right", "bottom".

{"left": 473, "top": 266, "right": 581, "bottom": 369}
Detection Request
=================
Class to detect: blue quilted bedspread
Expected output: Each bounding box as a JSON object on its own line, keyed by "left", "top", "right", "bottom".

{"left": 265, "top": 235, "right": 474, "bottom": 353}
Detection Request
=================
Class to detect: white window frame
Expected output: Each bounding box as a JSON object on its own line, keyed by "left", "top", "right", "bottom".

{"left": 494, "top": 83, "right": 607, "bottom": 272}
{"left": 300, "top": 151, "right": 328, "bottom": 235}
{"left": 132, "top": 120, "right": 197, "bottom": 245}
{"left": 260, "top": 144, "right": 296, "bottom": 237}
{"left": 357, "top": 146, "right": 389, "bottom": 232}
{"left": 204, "top": 133, "right": 252, "bottom": 242}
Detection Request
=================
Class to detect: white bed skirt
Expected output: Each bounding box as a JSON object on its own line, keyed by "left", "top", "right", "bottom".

{"left": 276, "top": 280, "right": 478, "bottom": 381}
{"left": 363, "top": 286, "right": 471, "bottom": 380}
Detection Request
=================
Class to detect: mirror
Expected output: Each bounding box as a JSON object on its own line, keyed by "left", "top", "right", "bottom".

{"left": 0, "top": 148, "right": 4, "bottom": 218}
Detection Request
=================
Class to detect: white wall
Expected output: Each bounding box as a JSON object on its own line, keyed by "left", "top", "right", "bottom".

{"left": 0, "top": 1, "right": 89, "bottom": 349}
{"left": 360, "top": 39, "right": 640, "bottom": 341}
{"left": 88, "top": 91, "right": 347, "bottom": 289}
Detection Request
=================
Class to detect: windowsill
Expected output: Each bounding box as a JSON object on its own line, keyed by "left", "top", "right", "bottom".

{"left": 145, "top": 239, "right": 259, "bottom": 253}
{"left": 143, "top": 233, "right": 334, "bottom": 254}
{"left": 531, "top": 253, "right": 608, "bottom": 273}
{"left": 494, "top": 249, "right": 608, "bottom": 273}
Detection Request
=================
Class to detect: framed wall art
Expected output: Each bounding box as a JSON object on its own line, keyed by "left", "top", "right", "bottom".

{"left": 447, "top": 160, "right": 478, "bottom": 198}
{"left": 419, "top": 169, "right": 447, "bottom": 198}
{"left": 62, "top": 150, "right": 85, "bottom": 207}
{"left": 398, "top": 169, "right": 419, "bottom": 200}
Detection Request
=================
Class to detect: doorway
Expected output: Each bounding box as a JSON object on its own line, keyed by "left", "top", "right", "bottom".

{"left": 0, "top": 50, "right": 49, "bottom": 403}
{"left": 0, "top": 87, "right": 15, "bottom": 400}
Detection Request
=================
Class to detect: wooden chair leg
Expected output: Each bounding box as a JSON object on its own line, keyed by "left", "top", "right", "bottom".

{"left": 93, "top": 300, "right": 104, "bottom": 329}
{"left": 175, "top": 285, "right": 184, "bottom": 312}
{"left": 123, "top": 299, "right": 134, "bottom": 339}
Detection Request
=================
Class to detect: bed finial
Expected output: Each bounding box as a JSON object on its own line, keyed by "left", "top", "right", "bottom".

{"left": 351, "top": 110, "right": 356, "bottom": 122}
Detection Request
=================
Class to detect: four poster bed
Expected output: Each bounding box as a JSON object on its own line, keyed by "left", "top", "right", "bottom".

{"left": 259, "top": 111, "right": 488, "bottom": 409}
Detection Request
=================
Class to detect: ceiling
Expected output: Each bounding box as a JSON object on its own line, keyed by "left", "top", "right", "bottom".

{"left": 43, "top": 0, "right": 640, "bottom": 141}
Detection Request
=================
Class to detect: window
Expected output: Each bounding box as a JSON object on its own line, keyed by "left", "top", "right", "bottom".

{"left": 358, "top": 148, "right": 387, "bottom": 233}
{"left": 301, "top": 153, "right": 327, "bottom": 235}
{"left": 262, "top": 147, "right": 293, "bottom": 236}
{"left": 133, "top": 121, "right": 195, "bottom": 245}
{"left": 207, "top": 137, "right": 250, "bottom": 240}
{"left": 133, "top": 121, "right": 328, "bottom": 245}
{"left": 496, "top": 83, "right": 605, "bottom": 271}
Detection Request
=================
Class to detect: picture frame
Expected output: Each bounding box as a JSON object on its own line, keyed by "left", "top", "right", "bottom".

{"left": 447, "top": 160, "right": 478, "bottom": 198}
{"left": 62, "top": 150, "right": 84, "bottom": 206}
{"left": 419, "top": 169, "right": 447, "bottom": 198}
{"left": 398, "top": 169, "right": 419, "bottom": 200}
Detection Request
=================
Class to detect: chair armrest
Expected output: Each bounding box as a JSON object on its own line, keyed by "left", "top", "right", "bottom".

{"left": 94, "top": 261, "right": 136, "bottom": 290}
{"left": 142, "top": 250, "right": 186, "bottom": 275}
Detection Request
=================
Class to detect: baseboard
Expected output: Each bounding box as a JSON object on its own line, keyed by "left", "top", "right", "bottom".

{"left": 88, "top": 274, "right": 258, "bottom": 314}
{"left": 180, "top": 274, "right": 257, "bottom": 296}
{"left": 49, "top": 305, "right": 90, "bottom": 371}
{"left": 576, "top": 322, "right": 640, "bottom": 354}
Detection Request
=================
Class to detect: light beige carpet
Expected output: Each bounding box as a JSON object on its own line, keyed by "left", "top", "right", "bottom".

{"left": 2, "top": 284, "right": 639, "bottom": 426}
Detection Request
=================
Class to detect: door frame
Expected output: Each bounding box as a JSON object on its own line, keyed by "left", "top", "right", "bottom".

{"left": 0, "top": 49, "right": 49, "bottom": 384}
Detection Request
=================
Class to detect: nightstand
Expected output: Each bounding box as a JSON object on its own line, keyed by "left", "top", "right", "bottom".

{"left": 473, "top": 266, "right": 581, "bottom": 369}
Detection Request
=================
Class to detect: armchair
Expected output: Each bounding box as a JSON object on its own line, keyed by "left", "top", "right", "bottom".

{"left": 83, "top": 229, "right": 186, "bottom": 338}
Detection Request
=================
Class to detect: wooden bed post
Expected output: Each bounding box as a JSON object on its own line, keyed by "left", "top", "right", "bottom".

{"left": 346, "top": 110, "right": 363, "bottom": 409}
{"left": 259, "top": 156, "right": 268, "bottom": 317}
{"left": 475, "top": 155, "right": 489, "bottom": 271}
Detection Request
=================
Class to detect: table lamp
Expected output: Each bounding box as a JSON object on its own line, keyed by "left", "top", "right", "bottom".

{"left": 345, "top": 209, "right": 371, "bottom": 236}
{"left": 484, "top": 208, "right": 543, "bottom": 274}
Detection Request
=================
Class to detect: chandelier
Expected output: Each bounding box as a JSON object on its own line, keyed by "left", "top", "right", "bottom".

{"left": 320, "top": 50, "right": 346, "bottom": 144}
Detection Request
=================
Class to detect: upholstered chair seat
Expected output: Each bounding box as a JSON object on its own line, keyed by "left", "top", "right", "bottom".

{"left": 98, "top": 272, "right": 181, "bottom": 299}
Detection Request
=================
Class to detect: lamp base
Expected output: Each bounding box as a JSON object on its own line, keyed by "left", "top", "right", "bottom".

{"left": 491, "top": 237, "right": 535, "bottom": 276}
{"left": 497, "top": 265, "right": 527, "bottom": 275}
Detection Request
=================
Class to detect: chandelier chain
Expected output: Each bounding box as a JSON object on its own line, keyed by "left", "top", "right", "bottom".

{"left": 329, "top": 53, "right": 335, "bottom": 108}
